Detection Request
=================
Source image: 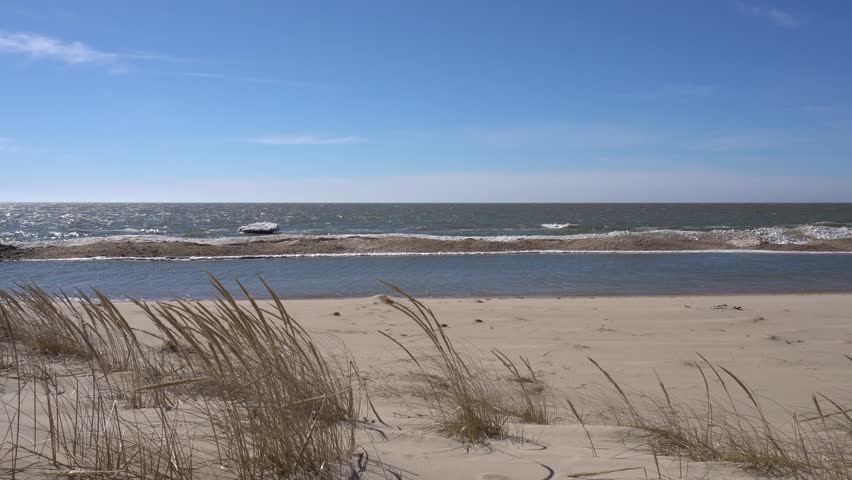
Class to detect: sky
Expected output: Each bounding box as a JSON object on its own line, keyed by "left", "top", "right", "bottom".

{"left": 1, "top": 0, "right": 851, "bottom": 202}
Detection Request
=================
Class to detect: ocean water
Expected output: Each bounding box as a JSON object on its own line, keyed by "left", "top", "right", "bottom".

{"left": 2, "top": 204, "right": 852, "bottom": 298}
{"left": 2, "top": 253, "right": 852, "bottom": 300}
{"left": 3, "top": 203, "right": 852, "bottom": 243}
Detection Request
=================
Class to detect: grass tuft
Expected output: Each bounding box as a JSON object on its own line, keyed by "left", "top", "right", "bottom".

{"left": 377, "top": 284, "right": 510, "bottom": 442}
{"left": 1, "top": 277, "right": 361, "bottom": 479}
{"left": 590, "top": 355, "right": 852, "bottom": 479}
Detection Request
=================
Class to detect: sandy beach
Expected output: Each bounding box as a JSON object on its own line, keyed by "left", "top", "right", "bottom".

{"left": 5, "top": 1, "right": 852, "bottom": 477}
{"left": 273, "top": 293, "right": 852, "bottom": 479}
{"left": 219, "top": 292, "right": 852, "bottom": 409}
{"left": 4, "top": 292, "right": 850, "bottom": 479}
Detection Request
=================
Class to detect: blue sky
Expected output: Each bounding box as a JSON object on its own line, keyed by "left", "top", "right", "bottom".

{"left": 1, "top": 0, "right": 851, "bottom": 201}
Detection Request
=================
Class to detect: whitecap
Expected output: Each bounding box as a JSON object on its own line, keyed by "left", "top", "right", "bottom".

{"left": 798, "top": 225, "right": 852, "bottom": 240}
{"left": 540, "top": 223, "right": 578, "bottom": 229}
{"left": 6, "top": 225, "right": 852, "bottom": 251}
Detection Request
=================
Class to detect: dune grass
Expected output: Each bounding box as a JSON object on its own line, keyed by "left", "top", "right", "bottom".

{"left": 0, "top": 285, "right": 144, "bottom": 369}
{"left": 376, "top": 287, "right": 511, "bottom": 442}
{"left": 588, "top": 355, "right": 852, "bottom": 479}
{"left": 377, "top": 285, "right": 557, "bottom": 444}
{"left": 493, "top": 349, "right": 553, "bottom": 425}
{"left": 0, "top": 278, "right": 360, "bottom": 479}
{"left": 136, "top": 276, "right": 359, "bottom": 478}
{"left": 2, "top": 279, "right": 851, "bottom": 479}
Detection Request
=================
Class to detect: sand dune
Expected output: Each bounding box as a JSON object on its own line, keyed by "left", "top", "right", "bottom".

{"left": 3, "top": 292, "right": 847, "bottom": 478}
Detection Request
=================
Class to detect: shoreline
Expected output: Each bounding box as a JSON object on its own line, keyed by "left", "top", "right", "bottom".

{"left": 7, "top": 249, "right": 852, "bottom": 262}
{"left": 3, "top": 232, "right": 852, "bottom": 260}
{"left": 109, "top": 290, "right": 852, "bottom": 302}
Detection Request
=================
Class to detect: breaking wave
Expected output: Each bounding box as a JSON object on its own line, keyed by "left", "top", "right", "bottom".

{"left": 540, "top": 223, "right": 578, "bottom": 229}
{"left": 5, "top": 225, "right": 852, "bottom": 248}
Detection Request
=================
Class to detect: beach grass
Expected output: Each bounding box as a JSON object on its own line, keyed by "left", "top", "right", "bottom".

{"left": 376, "top": 286, "right": 510, "bottom": 442}
{"left": 1, "top": 280, "right": 851, "bottom": 479}
{"left": 0, "top": 278, "right": 359, "bottom": 479}
{"left": 588, "top": 355, "right": 852, "bottom": 479}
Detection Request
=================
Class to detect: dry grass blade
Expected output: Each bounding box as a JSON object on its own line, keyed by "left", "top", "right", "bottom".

{"left": 592, "top": 355, "right": 852, "bottom": 479}
{"left": 566, "top": 396, "right": 597, "bottom": 457}
{"left": 136, "top": 275, "right": 360, "bottom": 477}
{"left": 378, "top": 282, "right": 508, "bottom": 443}
{"left": 564, "top": 466, "right": 643, "bottom": 478}
{"left": 493, "top": 349, "right": 552, "bottom": 424}
{"left": 1, "top": 277, "right": 363, "bottom": 479}
{"left": 587, "top": 357, "right": 640, "bottom": 425}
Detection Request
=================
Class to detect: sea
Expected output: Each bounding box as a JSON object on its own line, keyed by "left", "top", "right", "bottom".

{"left": 2, "top": 203, "right": 852, "bottom": 299}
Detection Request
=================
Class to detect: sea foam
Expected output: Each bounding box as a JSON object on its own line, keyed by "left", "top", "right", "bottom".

{"left": 541, "top": 223, "right": 578, "bottom": 229}
{"left": 6, "top": 225, "right": 852, "bottom": 251}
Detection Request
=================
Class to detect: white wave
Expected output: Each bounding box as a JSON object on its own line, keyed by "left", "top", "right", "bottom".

{"left": 797, "top": 225, "right": 852, "bottom": 240}
{"left": 718, "top": 226, "right": 852, "bottom": 247}
{"left": 5, "top": 229, "right": 673, "bottom": 248}
{"left": 721, "top": 227, "right": 806, "bottom": 247}
{"left": 119, "top": 228, "right": 163, "bottom": 234}
{"left": 5, "top": 225, "right": 852, "bottom": 249}
{"left": 48, "top": 231, "right": 81, "bottom": 239}
{"left": 541, "top": 223, "right": 578, "bottom": 229}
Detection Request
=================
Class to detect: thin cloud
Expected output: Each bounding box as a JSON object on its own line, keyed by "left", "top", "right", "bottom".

{"left": 0, "top": 137, "right": 18, "bottom": 152}
{"left": 147, "top": 71, "right": 317, "bottom": 87}
{"left": 0, "top": 31, "right": 114, "bottom": 63}
{"left": 171, "top": 71, "right": 281, "bottom": 84}
{"left": 467, "top": 123, "right": 658, "bottom": 148}
{"left": 698, "top": 132, "right": 809, "bottom": 151}
{"left": 736, "top": 2, "right": 803, "bottom": 28}
{"left": 635, "top": 84, "right": 715, "bottom": 100}
{"left": 803, "top": 104, "right": 843, "bottom": 116}
{"left": 0, "top": 31, "right": 171, "bottom": 66}
{"left": 248, "top": 134, "right": 367, "bottom": 145}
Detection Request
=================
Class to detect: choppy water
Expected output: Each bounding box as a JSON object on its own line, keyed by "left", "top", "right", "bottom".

{"left": 1, "top": 253, "right": 851, "bottom": 299}
{"left": 3, "top": 203, "right": 852, "bottom": 244}
{"left": 3, "top": 204, "right": 852, "bottom": 298}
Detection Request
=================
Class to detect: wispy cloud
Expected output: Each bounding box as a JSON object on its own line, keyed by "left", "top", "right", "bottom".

{"left": 736, "top": 2, "right": 803, "bottom": 28}
{"left": 0, "top": 137, "right": 18, "bottom": 152}
{"left": 698, "top": 132, "right": 809, "bottom": 151}
{"left": 167, "top": 71, "right": 292, "bottom": 85}
{"left": 248, "top": 134, "right": 367, "bottom": 145}
{"left": 0, "top": 33, "right": 286, "bottom": 84}
{"left": 467, "top": 123, "right": 658, "bottom": 148}
{"left": 0, "top": 32, "right": 113, "bottom": 63}
{"left": 0, "top": 31, "right": 171, "bottom": 66}
{"left": 635, "top": 84, "right": 715, "bottom": 100}
{"left": 177, "top": 72, "right": 260, "bottom": 82}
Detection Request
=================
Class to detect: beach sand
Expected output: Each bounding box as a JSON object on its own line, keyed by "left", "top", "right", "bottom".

{"left": 3, "top": 293, "right": 850, "bottom": 478}
{"left": 130, "top": 294, "right": 852, "bottom": 478}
